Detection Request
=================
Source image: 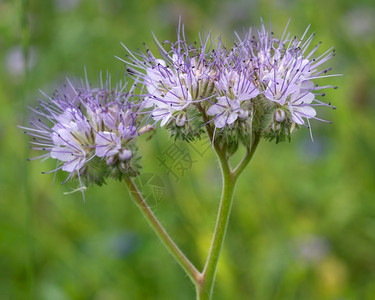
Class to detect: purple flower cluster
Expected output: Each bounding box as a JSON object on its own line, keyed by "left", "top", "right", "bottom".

{"left": 23, "top": 19, "right": 338, "bottom": 187}
{"left": 123, "top": 20, "right": 338, "bottom": 142}
{"left": 22, "top": 75, "right": 142, "bottom": 185}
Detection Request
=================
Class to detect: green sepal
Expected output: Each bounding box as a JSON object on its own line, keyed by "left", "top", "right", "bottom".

{"left": 74, "top": 140, "right": 142, "bottom": 187}
{"left": 263, "top": 121, "right": 296, "bottom": 144}
{"left": 226, "top": 135, "right": 239, "bottom": 157}
{"left": 167, "top": 105, "right": 204, "bottom": 142}
{"left": 80, "top": 156, "right": 109, "bottom": 186}
{"left": 108, "top": 141, "right": 142, "bottom": 179}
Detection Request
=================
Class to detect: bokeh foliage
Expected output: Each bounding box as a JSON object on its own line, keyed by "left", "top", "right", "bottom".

{"left": 1, "top": 0, "right": 375, "bottom": 299}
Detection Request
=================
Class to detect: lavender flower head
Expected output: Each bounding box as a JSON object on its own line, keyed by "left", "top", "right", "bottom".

{"left": 121, "top": 19, "right": 338, "bottom": 144}
{"left": 21, "top": 74, "right": 144, "bottom": 188}
{"left": 120, "top": 23, "right": 223, "bottom": 140}
{"left": 235, "top": 20, "right": 339, "bottom": 141}
{"left": 22, "top": 19, "right": 339, "bottom": 195}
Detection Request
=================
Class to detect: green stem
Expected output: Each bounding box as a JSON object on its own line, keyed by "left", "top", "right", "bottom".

{"left": 197, "top": 149, "right": 235, "bottom": 300}
{"left": 232, "top": 134, "right": 261, "bottom": 181}
{"left": 197, "top": 134, "right": 261, "bottom": 300}
{"left": 124, "top": 176, "right": 200, "bottom": 284}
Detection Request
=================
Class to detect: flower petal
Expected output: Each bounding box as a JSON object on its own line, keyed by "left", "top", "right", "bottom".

{"left": 207, "top": 104, "right": 225, "bottom": 116}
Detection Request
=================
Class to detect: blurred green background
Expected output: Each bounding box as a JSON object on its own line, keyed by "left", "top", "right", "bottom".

{"left": 1, "top": 0, "right": 375, "bottom": 299}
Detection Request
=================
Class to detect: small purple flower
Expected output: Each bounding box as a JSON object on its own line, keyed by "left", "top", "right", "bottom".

{"left": 95, "top": 131, "right": 122, "bottom": 158}
{"left": 207, "top": 69, "right": 259, "bottom": 128}
{"left": 288, "top": 89, "right": 317, "bottom": 125}
{"left": 215, "top": 69, "right": 259, "bottom": 102}
{"left": 151, "top": 86, "right": 192, "bottom": 127}
{"left": 50, "top": 124, "right": 88, "bottom": 173}
{"left": 207, "top": 96, "right": 247, "bottom": 128}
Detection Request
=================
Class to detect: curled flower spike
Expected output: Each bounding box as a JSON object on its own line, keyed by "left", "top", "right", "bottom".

{"left": 21, "top": 73, "right": 144, "bottom": 189}
{"left": 119, "top": 19, "right": 338, "bottom": 145}
{"left": 236, "top": 19, "right": 339, "bottom": 141}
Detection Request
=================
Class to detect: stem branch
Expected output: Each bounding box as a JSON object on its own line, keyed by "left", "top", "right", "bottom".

{"left": 124, "top": 104, "right": 260, "bottom": 300}
{"left": 233, "top": 134, "right": 261, "bottom": 180}
{"left": 196, "top": 133, "right": 261, "bottom": 300}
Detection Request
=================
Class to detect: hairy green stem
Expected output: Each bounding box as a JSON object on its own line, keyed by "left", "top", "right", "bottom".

{"left": 124, "top": 176, "right": 200, "bottom": 284}
{"left": 196, "top": 149, "right": 235, "bottom": 300}
{"left": 196, "top": 134, "right": 261, "bottom": 300}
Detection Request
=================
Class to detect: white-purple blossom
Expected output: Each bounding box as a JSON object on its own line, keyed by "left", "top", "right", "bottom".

{"left": 215, "top": 70, "right": 259, "bottom": 102}
{"left": 50, "top": 123, "right": 88, "bottom": 173}
{"left": 21, "top": 74, "right": 143, "bottom": 185}
{"left": 207, "top": 96, "right": 247, "bottom": 128}
{"left": 95, "top": 131, "right": 122, "bottom": 158}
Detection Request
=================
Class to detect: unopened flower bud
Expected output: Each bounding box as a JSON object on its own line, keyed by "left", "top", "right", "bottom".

{"left": 175, "top": 113, "right": 187, "bottom": 127}
{"left": 119, "top": 149, "right": 132, "bottom": 161}
{"left": 107, "top": 156, "right": 116, "bottom": 166}
{"left": 274, "top": 109, "right": 286, "bottom": 123}
{"left": 271, "top": 122, "right": 281, "bottom": 131}
{"left": 238, "top": 108, "right": 248, "bottom": 119}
